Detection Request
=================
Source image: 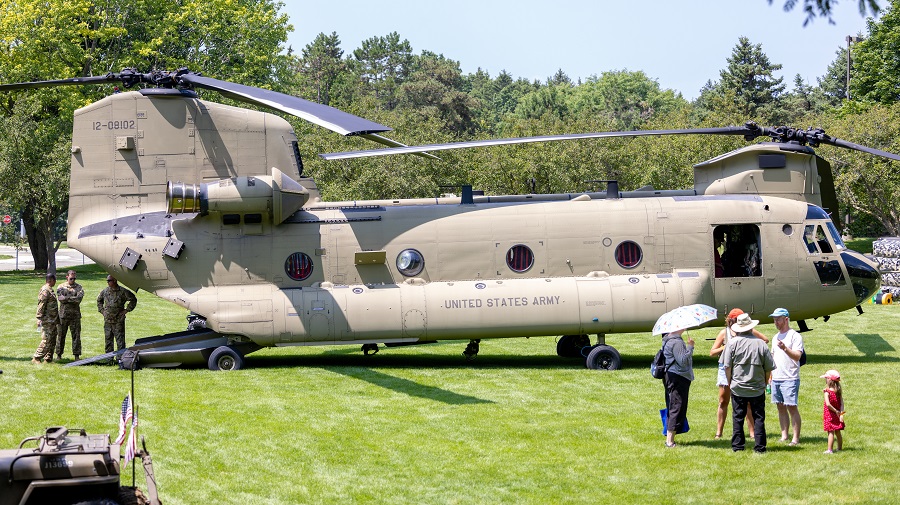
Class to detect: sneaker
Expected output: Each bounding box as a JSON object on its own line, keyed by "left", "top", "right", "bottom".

{"left": 665, "top": 442, "right": 677, "bottom": 448}
{"left": 789, "top": 441, "right": 800, "bottom": 446}
{"left": 824, "top": 450, "right": 834, "bottom": 454}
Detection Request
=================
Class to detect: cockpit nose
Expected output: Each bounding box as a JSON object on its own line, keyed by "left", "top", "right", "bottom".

{"left": 841, "top": 251, "right": 881, "bottom": 304}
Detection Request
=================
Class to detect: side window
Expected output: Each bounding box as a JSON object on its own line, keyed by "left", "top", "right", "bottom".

{"left": 803, "top": 225, "right": 819, "bottom": 253}
{"left": 714, "top": 224, "right": 762, "bottom": 278}
{"left": 804, "top": 224, "right": 833, "bottom": 254}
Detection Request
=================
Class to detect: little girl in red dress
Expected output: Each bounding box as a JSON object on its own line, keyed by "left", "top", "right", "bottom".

{"left": 821, "top": 369, "right": 845, "bottom": 454}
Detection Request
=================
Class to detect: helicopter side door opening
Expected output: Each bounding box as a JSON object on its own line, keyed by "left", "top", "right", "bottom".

{"left": 713, "top": 224, "right": 762, "bottom": 279}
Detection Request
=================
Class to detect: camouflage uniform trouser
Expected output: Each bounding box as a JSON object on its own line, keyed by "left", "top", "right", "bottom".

{"left": 56, "top": 317, "right": 82, "bottom": 357}
{"left": 104, "top": 320, "right": 126, "bottom": 353}
{"left": 33, "top": 321, "right": 59, "bottom": 362}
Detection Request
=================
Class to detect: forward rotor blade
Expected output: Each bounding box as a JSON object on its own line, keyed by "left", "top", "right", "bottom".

{"left": 825, "top": 137, "right": 900, "bottom": 161}
{"left": 319, "top": 126, "right": 760, "bottom": 160}
{"left": 360, "top": 133, "right": 440, "bottom": 160}
{"left": 178, "top": 74, "right": 391, "bottom": 137}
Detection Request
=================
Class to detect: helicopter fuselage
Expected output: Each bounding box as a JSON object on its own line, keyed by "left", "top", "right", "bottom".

{"left": 66, "top": 90, "right": 880, "bottom": 360}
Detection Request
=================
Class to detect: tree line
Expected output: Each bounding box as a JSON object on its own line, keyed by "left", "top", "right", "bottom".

{"left": 1, "top": 0, "right": 899, "bottom": 271}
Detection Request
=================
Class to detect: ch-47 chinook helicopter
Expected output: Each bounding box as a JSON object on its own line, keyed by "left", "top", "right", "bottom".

{"left": 0, "top": 69, "right": 889, "bottom": 371}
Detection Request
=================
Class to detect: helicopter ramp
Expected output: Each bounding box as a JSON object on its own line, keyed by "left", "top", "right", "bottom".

{"left": 65, "top": 328, "right": 231, "bottom": 368}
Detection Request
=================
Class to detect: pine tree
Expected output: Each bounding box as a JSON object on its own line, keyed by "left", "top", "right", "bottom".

{"left": 718, "top": 37, "right": 785, "bottom": 118}
{"left": 298, "top": 32, "right": 345, "bottom": 105}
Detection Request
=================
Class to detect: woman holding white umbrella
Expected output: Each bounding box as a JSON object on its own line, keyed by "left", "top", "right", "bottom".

{"left": 654, "top": 304, "right": 717, "bottom": 448}
{"left": 662, "top": 328, "right": 694, "bottom": 447}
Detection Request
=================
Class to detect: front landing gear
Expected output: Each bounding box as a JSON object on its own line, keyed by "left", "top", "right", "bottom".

{"left": 463, "top": 339, "right": 480, "bottom": 360}
{"left": 585, "top": 344, "right": 622, "bottom": 370}
{"left": 361, "top": 343, "right": 380, "bottom": 355}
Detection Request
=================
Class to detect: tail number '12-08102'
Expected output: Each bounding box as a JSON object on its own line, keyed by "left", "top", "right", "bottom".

{"left": 93, "top": 120, "right": 136, "bottom": 130}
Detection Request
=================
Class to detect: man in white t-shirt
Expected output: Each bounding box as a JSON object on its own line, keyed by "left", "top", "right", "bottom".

{"left": 769, "top": 307, "right": 804, "bottom": 445}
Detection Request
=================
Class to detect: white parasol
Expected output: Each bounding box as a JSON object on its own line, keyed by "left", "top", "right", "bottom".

{"left": 652, "top": 304, "right": 718, "bottom": 336}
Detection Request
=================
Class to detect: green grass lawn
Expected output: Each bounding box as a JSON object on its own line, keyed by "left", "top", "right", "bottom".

{"left": 2, "top": 265, "right": 899, "bottom": 504}
{"left": 845, "top": 237, "right": 876, "bottom": 254}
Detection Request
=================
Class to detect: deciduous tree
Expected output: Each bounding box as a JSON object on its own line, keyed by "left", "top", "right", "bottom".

{"left": 850, "top": 0, "right": 900, "bottom": 103}
{"left": 0, "top": 0, "right": 293, "bottom": 271}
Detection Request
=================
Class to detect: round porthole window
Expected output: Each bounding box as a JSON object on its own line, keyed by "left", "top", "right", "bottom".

{"left": 285, "top": 252, "right": 313, "bottom": 281}
{"left": 506, "top": 244, "right": 534, "bottom": 273}
{"left": 615, "top": 241, "right": 642, "bottom": 269}
{"left": 396, "top": 249, "right": 425, "bottom": 277}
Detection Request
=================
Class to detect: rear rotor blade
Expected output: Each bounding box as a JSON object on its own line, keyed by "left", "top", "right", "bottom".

{"left": 0, "top": 73, "right": 120, "bottom": 91}
{"left": 1, "top": 69, "right": 400, "bottom": 144}
{"left": 177, "top": 74, "right": 391, "bottom": 137}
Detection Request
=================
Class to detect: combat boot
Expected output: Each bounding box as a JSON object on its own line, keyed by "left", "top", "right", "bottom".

{"left": 43, "top": 357, "right": 53, "bottom": 363}
{"left": 31, "top": 358, "right": 41, "bottom": 364}
{"left": 56, "top": 354, "right": 62, "bottom": 360}
{"left": 74, "top": 355, "right": 80, "bottom": 361}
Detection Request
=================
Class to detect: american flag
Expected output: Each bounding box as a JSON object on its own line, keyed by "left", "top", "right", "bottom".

{"left": 114, "top": 395, "right": 132, "bottom": 445}
{"left": 123, "top": 407, "right": 138, "bottom": 467}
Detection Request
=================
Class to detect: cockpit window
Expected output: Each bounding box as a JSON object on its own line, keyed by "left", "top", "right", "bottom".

{"left": 826, "top": 221, "right": 845, "bottom": 250}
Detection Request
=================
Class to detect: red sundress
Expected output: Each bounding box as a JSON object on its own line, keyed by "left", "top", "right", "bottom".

{"left": 823, "top": 389, "right": 845, "bottom": 432}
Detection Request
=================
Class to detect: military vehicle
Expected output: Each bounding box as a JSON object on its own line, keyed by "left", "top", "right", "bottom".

{"left": 0, "top": 69, "right": 889, "bottom": 370}
{"left": 0, "top": 426, "right": 160, "bottom": 505}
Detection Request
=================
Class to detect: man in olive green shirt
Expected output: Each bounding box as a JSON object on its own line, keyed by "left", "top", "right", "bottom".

{"left": 32, "top": 273, "right": 59, "bottom": 364}
{"left": 56, "top": 270, "right": 85, "bottom": 360}
{"left": 97, "top": 275, "right": 137, "bottom": 353}
{"left": 723, "top": 313, "right": 775, "bottom": 453}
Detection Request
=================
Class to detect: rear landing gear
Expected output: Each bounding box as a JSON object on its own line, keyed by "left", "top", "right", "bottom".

{"left": 208, "top": 346, "right": 244, "bottom": 371}
{"left": 556, "top": 334, "right": 591, "bottom": 358}
{"left": 463, "top": 339, "right": 480, "bottom": 360}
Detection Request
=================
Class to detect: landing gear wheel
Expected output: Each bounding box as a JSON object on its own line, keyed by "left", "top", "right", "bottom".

{"left": 208, "top": 346, "right": 244, "bottom": 371}
{"left": 362, "top": 343, "right": 379, "bottom": 355}
{"left": 585, "top": 344, "right": 621, "bottom": 370}
{"left": 556, "top": 334, "right": 591, "bottom": 358}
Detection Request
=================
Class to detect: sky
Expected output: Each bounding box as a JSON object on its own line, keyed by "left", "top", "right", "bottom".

{"left": 283, "top": 0, "right": 878, "bottom": 100}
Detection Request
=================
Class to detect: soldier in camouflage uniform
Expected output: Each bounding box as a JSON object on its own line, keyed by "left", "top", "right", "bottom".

{"left": 56, "top": 270, "right": 85, "bottom": 361}
{"left": 96, "top": 275, "right": 137, "bottom": 353}
{"left": 32, "top": 273, "right": 59, "bottom": 364}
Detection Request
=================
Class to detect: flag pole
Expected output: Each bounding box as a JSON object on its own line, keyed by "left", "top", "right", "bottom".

{"left": 131, "top": 351, "right": 137, "bottom": 487}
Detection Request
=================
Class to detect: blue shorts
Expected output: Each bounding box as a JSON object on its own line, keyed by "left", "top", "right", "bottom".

{"left": 771, "top": 379, "right": 800, "bottom": 406}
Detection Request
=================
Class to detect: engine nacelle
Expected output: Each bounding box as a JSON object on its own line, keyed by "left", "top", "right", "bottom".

{"left": 167, "top": 167, "right": 309, "bottom": 224}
